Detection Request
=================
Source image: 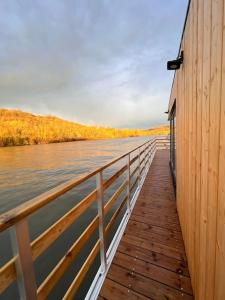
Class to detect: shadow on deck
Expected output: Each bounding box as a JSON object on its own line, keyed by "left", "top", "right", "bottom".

{"left": 98, "top": 150, "right": 194, "bottom": 300}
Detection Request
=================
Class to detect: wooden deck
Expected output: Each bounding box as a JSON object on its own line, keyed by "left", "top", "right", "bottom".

{"left": 98, "top": 150, "right": 194, "bottom": 300}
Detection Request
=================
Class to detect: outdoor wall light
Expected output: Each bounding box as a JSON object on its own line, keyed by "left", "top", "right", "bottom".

{"left": 167, "top": 51, "right": 184, "bottom": 70}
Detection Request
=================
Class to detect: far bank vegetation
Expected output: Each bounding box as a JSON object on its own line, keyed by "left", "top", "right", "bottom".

{"left": 0, "top": 109, "right": 169, "bottom": 147}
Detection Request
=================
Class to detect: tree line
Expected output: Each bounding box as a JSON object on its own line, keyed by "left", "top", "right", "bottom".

{"left": 0, "top": 109, "right": 169, "bottom": 147}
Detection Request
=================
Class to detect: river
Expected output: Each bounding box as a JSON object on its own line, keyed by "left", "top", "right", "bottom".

{"left": 0, "top": 136, "right": 152, "bottom": 300}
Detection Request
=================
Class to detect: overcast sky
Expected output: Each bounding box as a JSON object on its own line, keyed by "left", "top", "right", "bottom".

{"left": 0, "top": 0, "right": 188, "bottom": 128}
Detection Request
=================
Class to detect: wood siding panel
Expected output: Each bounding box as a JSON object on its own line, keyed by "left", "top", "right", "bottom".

{"left": 215, "top": 2, "right": 225, "bottom": 299}
{"left": 195, "top": 0, "right": 204, "bottom": 296}
{"left": 169, "top": 0, "right": 224, "bottom": 298}
{"left": 205, "top": 0, "right": 224, "bottom": 299}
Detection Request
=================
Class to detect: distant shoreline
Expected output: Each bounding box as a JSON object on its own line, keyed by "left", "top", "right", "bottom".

{"left": 0, "top": 137, "right": 87, "bottom": 148}
{"left": 0, "top": 134, "right": 163, "bottom": 148}
{"left": 0, "top": 108, "right": 169, "bottom": 147}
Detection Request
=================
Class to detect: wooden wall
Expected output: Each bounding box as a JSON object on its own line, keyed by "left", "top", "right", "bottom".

{"left": 169, "top": 0, "right": 225, "bottom": 299}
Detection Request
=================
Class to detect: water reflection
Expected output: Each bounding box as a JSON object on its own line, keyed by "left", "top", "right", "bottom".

{"left": 0, "top": 137, "right": 150, "bottom": 213}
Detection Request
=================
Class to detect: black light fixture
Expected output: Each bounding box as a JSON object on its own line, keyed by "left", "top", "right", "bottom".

{"left": 167, "top": 51, "right": 184, "bottom": 70}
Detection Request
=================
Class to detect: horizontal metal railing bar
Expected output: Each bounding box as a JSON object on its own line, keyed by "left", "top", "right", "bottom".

{"left": 0, "top": 139, "right": 155, "bottom": 232}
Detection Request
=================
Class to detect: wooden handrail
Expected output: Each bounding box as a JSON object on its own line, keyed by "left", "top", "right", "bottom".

{"left": 62, "top": 240, "right": 100, "bottom": 300}
{"left": 131, "top": 165, "right": 139, "bottom": 178}
{"left": 141, "top": 164, "right": 145, "bottom": 175}
{"left": 131, "top": 176, "right": 139, "bottom": 192}
{"left": 103, "top": 165, "right": 127, "bottom": 191}
{"left": 0, "top": 190, "right": 97, "bottom": 293}
{"left": 0, "top": 261, "right": 16, "bottom": 294}
{"left": 140, "top": 156, "right": 145, "bottom": 167}
{"left": 37, "top": 216, "right": 99, "bottom": 299}
{"left": 104, "top": 180, "right": 128, "bottom": 215}
{"left": 105, "top": 195, "right": 128, "bottom": 235}
{"left": 0, "top": 144, "right": 147, "bottom": 294}
{"left": 62, "top": 193, "right": 129, "bottom": 300}
{"left": 38, "top": 179, "right": 128, "bottom": 298}
{"left": 0, "top": 137, "right": 169, "bottom": 299}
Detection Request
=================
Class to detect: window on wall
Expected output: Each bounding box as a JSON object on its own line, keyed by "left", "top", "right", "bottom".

{"left": 169, "top": 102, "right": 176, "bottom": 185}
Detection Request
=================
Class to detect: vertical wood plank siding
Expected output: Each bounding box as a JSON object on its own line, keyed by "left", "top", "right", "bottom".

{"left": 168, "top": 0, "right": 225, "bottom": 299}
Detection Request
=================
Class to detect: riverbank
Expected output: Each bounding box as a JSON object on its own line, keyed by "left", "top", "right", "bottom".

{"left": 0, "top": 109, "right": 169, "bottom": 147}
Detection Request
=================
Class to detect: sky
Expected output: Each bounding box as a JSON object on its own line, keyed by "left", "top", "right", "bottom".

{"left": 0, "top": 0, "right": 188, "bottom": 128}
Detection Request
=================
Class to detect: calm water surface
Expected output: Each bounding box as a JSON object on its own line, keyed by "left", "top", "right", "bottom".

{"left": 0, "top": 137, "right": 151, "bottom": 299}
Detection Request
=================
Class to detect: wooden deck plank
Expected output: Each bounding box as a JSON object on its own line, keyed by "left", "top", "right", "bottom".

{"left": 98, "top": 150, "right": 194, "bottom": 300}
{"left": 132, "top": 206, "right": 180, "bottom": 219}
{"left": 107, "top": 264, "right": 193, "bottom": 300}
{"left": 117, "top": 240, "right": 190, "bottom": 276}
{"left": 133, "top": 205, "right": 179, "bottom": 217}
{"left": 130, "top": 214, "right": 182, "bottom": 232}
{"left": 131, "top": 211, "right": 181, "bottom": 225}
{"left": 122, "top": 234, "right": 187, "bottom": 262}
{"left": 126, "top": 220, "right": 183, "bottom": 241}
{"left": 125, "top": 223, "right": 185, "bottom": 250}
{"left": 100, "top": 279, "right": 150, "bottom": 300}
{"left": 112, "top": 252, "right": 193, "bottom": 294}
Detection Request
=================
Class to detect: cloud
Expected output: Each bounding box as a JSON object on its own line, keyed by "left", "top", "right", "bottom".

{"left": 0, "top": 0, "right": 188, "bottom": 127}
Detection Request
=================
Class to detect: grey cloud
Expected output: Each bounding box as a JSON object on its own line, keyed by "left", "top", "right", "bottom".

{"left": 0, "top": 0, "right": 188, "bottom": 127}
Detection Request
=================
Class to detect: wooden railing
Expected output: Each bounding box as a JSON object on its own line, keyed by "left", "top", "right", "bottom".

{"left": 0, "top": 136, "right": 169, "bottom": 300}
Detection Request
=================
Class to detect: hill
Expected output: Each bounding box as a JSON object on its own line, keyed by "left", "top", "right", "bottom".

{"left": 0, "top": 109, "right": 169, "bottom": 147}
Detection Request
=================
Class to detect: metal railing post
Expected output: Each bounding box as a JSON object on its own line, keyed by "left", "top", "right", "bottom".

{"left": 145, "top": 143, "right": 148, "bottom": 171}
{"left": 147, "top": 143, "right": 150, "bottom": 170}
{"left": 10, "top": 219, "right": 37, "bottom": 300}
{"left": 127, "top": 154, "right": 131, "bottom": 211}
{"left": 152, "top": 141, "right": 155, "bottom": 160}
{"left": 156, "top": 139, "right": 158, "bottom": 151}
{"left": 151, "top": 141, "right": 155, "bottom": 163}
{"left": 151, "top": 142, "right": 155, "bottom": 163}
{"left": 155, "top": 139, "right": 158, "bottom": 153}
{"left": 138, "top": 148, "right": 141, "bottom": 187}
{"left": 144, "top": 144, "right": 147, "bottom": 175}
{"left": 96, "top": 171, "right": 107, "bottom": 273}
{"left": 147, "top": 142, "right": 151, "bottom": 169}
{"left": 153, "top": 139, "right": 156, "bottom": 157}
